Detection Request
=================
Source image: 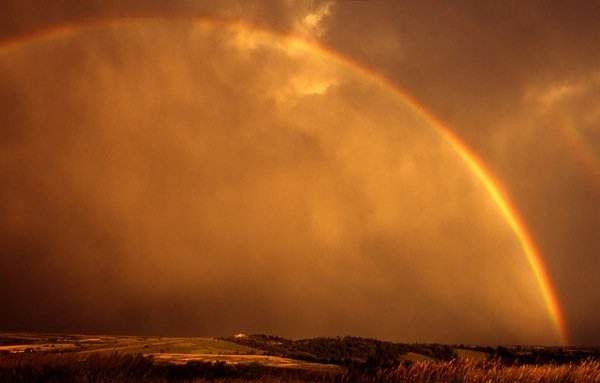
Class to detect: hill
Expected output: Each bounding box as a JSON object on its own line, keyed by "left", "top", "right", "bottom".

{"left": 1, "top": 332, "right": 599, "bottom": 382}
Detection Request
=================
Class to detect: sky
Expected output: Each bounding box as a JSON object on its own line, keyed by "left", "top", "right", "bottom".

{"left": 0, "top": 1, "right": 598, "bottom": 346}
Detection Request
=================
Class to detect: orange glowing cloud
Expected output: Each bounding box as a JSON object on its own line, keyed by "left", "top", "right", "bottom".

{"left": 0, "top": 18, "right": 565, "bottom": 344}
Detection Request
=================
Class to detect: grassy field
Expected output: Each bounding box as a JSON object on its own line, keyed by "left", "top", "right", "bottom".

{"left": 0, "top": 333, "right": 257, "bottom": 355}
{"left": 0, "top": 333, "right": 598, "bottom": 382}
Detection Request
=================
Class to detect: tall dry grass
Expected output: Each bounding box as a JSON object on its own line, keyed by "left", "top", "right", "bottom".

{"left": 0, "top": 352, "right": 598, "bottom": 382}
{"left": 0, "top": 352, "right": 336, "bottom": 382}
{"left": 352, "top": 359, "right": 600, "bottom": 383}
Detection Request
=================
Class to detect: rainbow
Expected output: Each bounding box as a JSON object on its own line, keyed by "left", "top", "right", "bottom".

{"left": 0, "top": 17, "right": 568, "bottom": 345}
{"left": 550, "top": 112, "right": 600, "bottom": 190}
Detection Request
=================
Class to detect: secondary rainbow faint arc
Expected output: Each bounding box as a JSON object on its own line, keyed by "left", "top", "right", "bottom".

{"left": 551, "top": 112, "right": 600, "bottom": 190}
{"left": 0, "top": 17, "right": 568, "bottom": 345}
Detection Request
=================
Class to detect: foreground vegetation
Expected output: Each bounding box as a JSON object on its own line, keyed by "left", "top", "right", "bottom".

{"left": 1, "top": 352, "right": 598, "bottom": 382}
{"left": 0, "top": 352, "right": 335, "bottom": 382}
{"left": 0, "top": 333, "right": 598, "bottom": 382}
{"left": 351, "top": 359, "right": 600, "bottom": 383}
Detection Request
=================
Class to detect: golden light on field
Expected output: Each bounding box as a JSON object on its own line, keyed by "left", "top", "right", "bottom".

{"left": 0, "top": 19, "right": 565, "bottom": 344}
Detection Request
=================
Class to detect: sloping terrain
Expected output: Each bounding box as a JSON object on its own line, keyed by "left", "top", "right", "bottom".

{"left": 1, "top": 333, "right": 599, "bottom": 382}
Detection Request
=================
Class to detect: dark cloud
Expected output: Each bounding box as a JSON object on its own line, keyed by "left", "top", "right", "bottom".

{"left": 0, "top": 1, "right": 598, "bottom": 345}
{"left": 322, "top": 1, "right": 600, "bottom": 346}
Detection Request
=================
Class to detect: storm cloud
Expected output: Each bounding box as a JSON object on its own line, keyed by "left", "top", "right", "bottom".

{"left": 0, "top": 1, "right": 598, "bottom": 346}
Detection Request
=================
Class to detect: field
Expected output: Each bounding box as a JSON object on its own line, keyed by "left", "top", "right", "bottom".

{"left": 0, "top": 333, "right": 598, "bottom": 382}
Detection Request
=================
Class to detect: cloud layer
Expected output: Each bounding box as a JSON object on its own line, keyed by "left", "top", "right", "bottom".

{"left": 0, "top": 20, "right": 558, "bottom": 344}
{"left": 0, "top": 1, "right": 597, "bottom": 345}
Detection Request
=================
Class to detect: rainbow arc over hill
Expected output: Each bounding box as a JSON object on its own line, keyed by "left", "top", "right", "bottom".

{"left": 0, "top": 17, "right": 568, "bottom": 345}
